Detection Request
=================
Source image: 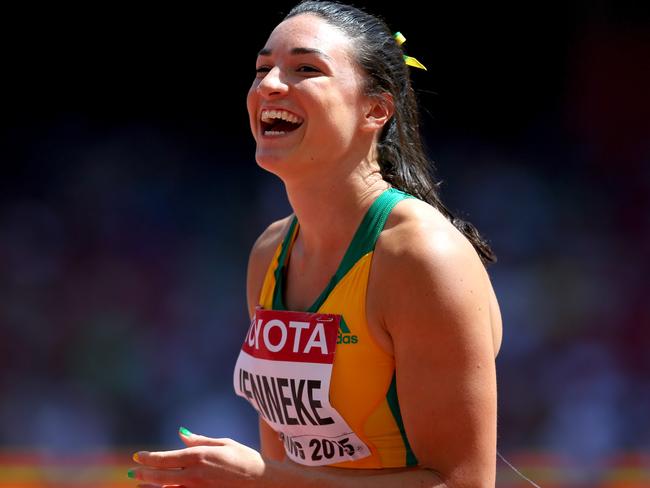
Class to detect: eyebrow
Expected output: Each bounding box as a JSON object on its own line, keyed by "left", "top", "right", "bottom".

{"left": 257, "top": 47, "right": 332, "bottom": 60}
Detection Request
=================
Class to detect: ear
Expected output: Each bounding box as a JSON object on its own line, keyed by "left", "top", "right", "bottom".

{"left": 361, "top": 93, "right": 394, "bottom": 132}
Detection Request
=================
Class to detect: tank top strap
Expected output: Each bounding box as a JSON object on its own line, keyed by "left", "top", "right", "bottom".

{"left": 273, "top": 188, "right": 413, "bottom": 312}
{"left": 272, "top": 216, "right": 299, "bottom": 310}
{"left": 337, "top": 187, "right": 413, "bottom": 275}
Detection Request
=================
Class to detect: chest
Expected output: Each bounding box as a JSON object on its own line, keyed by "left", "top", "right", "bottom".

{"left": 282, "top": 249, "right": 394, "bottom": 356}
{"left": 283, "top": 252, "right": 338, "bottom": 312}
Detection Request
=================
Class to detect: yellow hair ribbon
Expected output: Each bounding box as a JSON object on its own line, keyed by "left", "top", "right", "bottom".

{"left": 393, "top": 31, "right": 427, "bottom": 70}
{"left": 404, "top": 56, "right": 427, "bottom": 70}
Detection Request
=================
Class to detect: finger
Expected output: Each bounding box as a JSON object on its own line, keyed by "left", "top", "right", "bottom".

{"left": 130, "top": 467, "right": 186, "bottom": 485}
{"left": 133, "top": 448, "right": 201, "bottom": 469}
{"left": 178, "top": 427, "right": 229, "bottom": 447}
{"left": 180, "top": 434, "right": 230, "bottom": 447}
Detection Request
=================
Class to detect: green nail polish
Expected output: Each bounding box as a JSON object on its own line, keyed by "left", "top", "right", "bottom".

{"left": 127, "top": 469, "right": 136, "bottom": 479}
{"left": 179, "top": 426, "right": 192, "bottom": 437}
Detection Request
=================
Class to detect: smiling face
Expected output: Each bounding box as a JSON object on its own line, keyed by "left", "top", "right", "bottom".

{"left": 246, "top": 14, "right": 373, "bottom": 177}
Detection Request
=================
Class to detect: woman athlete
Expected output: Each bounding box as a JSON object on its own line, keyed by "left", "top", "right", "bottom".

{"left": 129, "top": 1, "right": 502, "bottom": 486}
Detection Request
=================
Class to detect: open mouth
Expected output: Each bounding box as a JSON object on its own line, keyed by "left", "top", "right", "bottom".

{"left": 260, "top": 109, "right": 304, "bottom": 135}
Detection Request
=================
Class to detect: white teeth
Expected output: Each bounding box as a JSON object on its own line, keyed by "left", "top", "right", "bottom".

{"left": 264, "top": 130, "right": 287, "bottom": 136}
{"left": 260, "top": 109, "right": 303, "bottom": 125}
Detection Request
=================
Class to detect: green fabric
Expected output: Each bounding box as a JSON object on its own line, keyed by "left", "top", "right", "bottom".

{"left": 386, "top": 373, "right": 419, "bottom": 466}
{"left": 272, "top": 188, "right": 413, "bottom": 312}
{"left": 272, "top": 217, "right": 298, "bottom": 310}
{"left": 339, "top": 316, "right": 351, "bottom": 334}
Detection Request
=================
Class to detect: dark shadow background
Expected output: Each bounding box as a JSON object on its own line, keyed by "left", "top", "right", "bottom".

{"left": 1, "top": 0, "right": 649, "bottom": 476}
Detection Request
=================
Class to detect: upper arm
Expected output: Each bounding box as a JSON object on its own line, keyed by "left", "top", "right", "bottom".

{"left": 246, "top": 217, "right": 293, "bottom": 461}
{"left": 374, "top": 211, "right": 498, "bottom": 487}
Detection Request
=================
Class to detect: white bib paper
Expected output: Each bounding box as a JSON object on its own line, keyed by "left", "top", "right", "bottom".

{"left": 233, "top": 308, "right": 370, "bottom": 466}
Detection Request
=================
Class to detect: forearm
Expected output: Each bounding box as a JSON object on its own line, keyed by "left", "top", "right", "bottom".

{"left": 262, "top": 459, "right": 446, "bottom": 488}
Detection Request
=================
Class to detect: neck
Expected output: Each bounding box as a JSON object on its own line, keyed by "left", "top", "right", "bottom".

{"left": 283, "top": 161, "right": 389, "bottom": 255}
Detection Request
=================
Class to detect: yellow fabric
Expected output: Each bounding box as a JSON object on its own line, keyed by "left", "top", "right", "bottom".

{"left": 257, "top": 227, "right": 408, "bottom": 468}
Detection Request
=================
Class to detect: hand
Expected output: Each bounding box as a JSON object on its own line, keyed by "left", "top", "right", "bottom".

{"left": 130, "top": 427, "right": 266, "bottom": 487}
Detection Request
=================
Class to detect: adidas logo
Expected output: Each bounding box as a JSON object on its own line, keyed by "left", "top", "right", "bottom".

{"left": 337, "top": 317, "right": 358, "bottom": 345}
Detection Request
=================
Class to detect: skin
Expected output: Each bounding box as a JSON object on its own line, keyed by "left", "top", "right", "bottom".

{"left": 131, "top": 12, "right": 502, "bottom": 488}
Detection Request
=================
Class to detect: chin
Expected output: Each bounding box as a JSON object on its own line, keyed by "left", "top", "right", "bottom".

{"left": 254, "top": 150, "right": 291, "bottom": 176}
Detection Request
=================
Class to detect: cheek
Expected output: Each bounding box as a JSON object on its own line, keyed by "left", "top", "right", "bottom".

{"left": 329, "top": 81, "right": 366, "bottom": 126}
{"left": 325, "top": 97, "right": 365, "bottom": 135}
{"left": 246, "top": 85, "right": 258, "bottom": 135}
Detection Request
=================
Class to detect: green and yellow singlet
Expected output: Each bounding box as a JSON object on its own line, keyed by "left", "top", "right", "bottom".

{"left": 234, "top": 188, "right": 418, "bottom": 468}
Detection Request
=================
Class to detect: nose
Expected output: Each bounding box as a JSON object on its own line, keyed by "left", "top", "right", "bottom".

{"left": 257, "top": 66, "right": 289, "bottom": 98}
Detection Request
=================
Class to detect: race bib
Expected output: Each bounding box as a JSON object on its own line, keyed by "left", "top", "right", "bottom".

{"left": 233, "top": 308, "right": 370, "bottom": 466}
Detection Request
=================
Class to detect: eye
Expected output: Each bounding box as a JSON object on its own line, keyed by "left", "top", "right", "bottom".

{"left": 255, "top": 66, "right": 271, "bottom": 76}
{"left": 296, "top": 65, "right": 320, "bottom": 73}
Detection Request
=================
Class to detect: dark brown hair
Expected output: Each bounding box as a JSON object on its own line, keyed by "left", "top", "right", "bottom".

{"left": 286, "top": 1, "right": 496, "bottom": 264}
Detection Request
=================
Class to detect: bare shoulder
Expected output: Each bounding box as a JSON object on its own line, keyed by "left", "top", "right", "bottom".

{"left": 249, "top": 215, "right": 294, "bottom": 265}
{"left": 246, "top": 215, "right": 294, "bottom": 317}
{"left": 377, "top": 197, "right": 483, "bottom": 277}
{"left": 371, "top": 198, "right": 501, "bottom": 353}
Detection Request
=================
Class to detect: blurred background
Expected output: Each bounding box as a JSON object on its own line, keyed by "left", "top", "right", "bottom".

{"left": 1, "top": 1, "right": 649, "bottom": 486}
